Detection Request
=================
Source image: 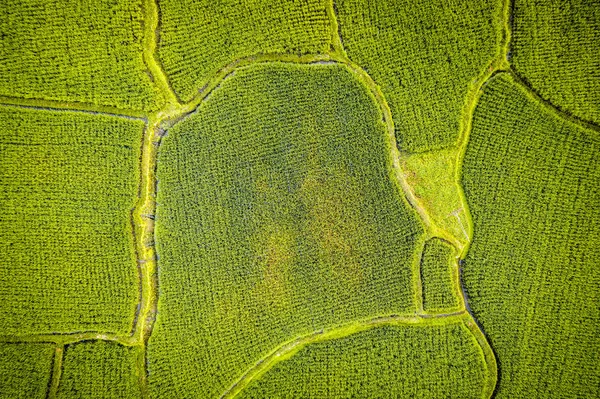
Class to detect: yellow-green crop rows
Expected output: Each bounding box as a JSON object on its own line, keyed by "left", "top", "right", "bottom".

{"left": 148, "top": 63, "right": 425, "bottom": 397}
{"left": 0, "top": 343, "right": 55, "bottom": 399}
{"left": 0, "top": 107, "right": 143, "bottom": 335}
{"left": 336, "top": 0, "right": 504, "bottom": 152}
{"left": 157, "top": 0, "right": 333, "bottom": 101}
{"left": 0, "top": 0, "right": 162, "bottom": 111}
{"left": 56, "top": 341, "right": 141, "bottom": 399}
{"left": 240, "top": 323, "right": 487, "bottom": 398}
{"left": 0, "top": 0, "right": 598, "bottom": 398}
{"left": 420, "top": 238, "right": 461, "bottom": 314}
{"left": 461, "top": 73, "right": 600, "bottom": 398}
{"left": 512, "top": 0, "right": 600, "bottom": 125}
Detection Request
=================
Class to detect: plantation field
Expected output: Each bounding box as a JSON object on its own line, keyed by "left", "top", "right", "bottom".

{"left": 157, "top": 0, "right": 333, "bottom": 101}
{"left": 462, "top": 73, "right": 600, "bottom": 398}
{"left": 0, "top": 0, "right": 162, "bottom": 111}
{"left": 57, "top": 341, "right": 141, "bottom": 399}
{"left": 420, "top": 238, "right": 462, "bottom": 314}
{"left": 240, "top": 322, "right": 487, "bottom": 398}
{"left": 148, "top": 62, "right": 426, "bottom": 397}
{"left": 512, "top": 0, "right": 600, "bottom": 125}
{"left": 0, "top": 343, "right": 55, "bottom": 399}
{"left": 0, "top": 107, "right": 143, "bottom": 336}
{"left": 0, "top": 0, "right": 598, "bottom": 397}
{"left": 336, "top": 0, "right": 504, "bottom": 152}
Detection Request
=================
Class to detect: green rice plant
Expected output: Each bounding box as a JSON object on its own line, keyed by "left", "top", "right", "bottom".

{"left": 0, "top": 106, "right": 143, "bottom": 335}
{"left": 148, "top": 62, "right": 424, "bottom": 397}
{"left": 0, "top": 343, "right": 55, "bottom": 399}
{"left": 420, "top": 238, "right": 462, "bottom": 314}
{"left": 512, "top": 0, "right": 600, "bottom": 125}
{"left": 57, "top": 341, "right": 141, "bottom": 399}
{"left": 157, "top": 0, "right": 333, "bottom": 101}
{"left": 461, "top": 73, "right": 600, "bottom": 398}
{"left": 336, "top": 0, "right": 504, "bottom": 152}
{"left": 0, "top": 0, "right": 162, "bottom": 111}
{"left": 400, "top": 148, "right": 471, "bottom": 249}
{"left": 239, "top": 322, "right": 487, "bottom": 398}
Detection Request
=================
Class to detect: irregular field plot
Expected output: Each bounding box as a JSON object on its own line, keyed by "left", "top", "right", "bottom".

{"left": 157, "top": 0, "right": 332, "bottom": 101}
{"left": 0, "top": 343, "right": 55, "bottom": 399}
{"left": 0, "top": 0, "right": 162, "bottom": 111}
{"left": 336, "top": 0, "right": 503, "bottom": 152}
{"left": 240, "top": 322, "right": 487, "bottom": 398}
{"left": 0, "top": 107, "right": 143, "bottom": 335}
{"left": 57, "top": 341, "right": 141, "bottom": 399}
{"left": 400, "top": 148, "right": 471, "bottom": 248}
{"left": 462, "top": 73, "right": 600, "bottom": 398}
{"left": 420, "top": 238, "right": 461, "bottom": 314}
{"left": 148, "top": 63, "right": 423, "bottom": 397}
{"left": 512, "top": 0, "right": 600, "bottom": 124}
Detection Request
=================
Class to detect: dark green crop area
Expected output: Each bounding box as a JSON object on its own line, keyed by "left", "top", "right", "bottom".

{"left": 149, "top": 63, "right": 424, "bottom": 397}
{"left": 0, "top": 107, "right": 143, "bottom": 336}
{"left": 420, "top": 238, "right": 461, "bottom": 314}
{"left": 57, "top": 341, "right": 141, "bottom": 399}
{"left": 157, "top": 0, "right": 332, "bottom": 101}
{"left": 0, "top": 0, "right": 598, "bottom": 398}
{"left": 336, "top": 0, "right": 504, "bottom": 152}
{"left": 0, "top": 343, "right": 55, "bottom": 399}
{"left": 0, "top": 0, "right": 162, "bottom": 111}
{"left": 240, "top": 322, "right": 487, "bottom": 399}
{"left": 462, "top": 73, "right": 600, "bottom": 398}
{"left": 512, "top": 0, "right": 600, "bottom": 125}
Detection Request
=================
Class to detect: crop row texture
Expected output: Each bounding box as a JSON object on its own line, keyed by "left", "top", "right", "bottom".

{"left": 0, "top": 0, "right": 162, "bottom": 111}
{"left": 336, "top": 0, "right": 503, "bottom": 152}
{"left": 420, "top": 238, "right": 461, "bottom": 313}
{"left": 157, "top": 0, "right": 332, "bottom": 101}
{"left": 512, "top": 0, "right": 600, "bottom": 125}
{"left": 0, "top": 343, "right": 54, "bottom": 399}
{"left": 239, "top": 323, "right": 487, "bottom": 398}
{"left": 0, "top": 106, "right": 143, "bottom": 335}
{"left": 57, "top": 341, "right": 141, "bottom": 399}
{"left": 148, "top": 63, "right": 424, "bottom": 397}
{"left": 461, "top": 73, "right": 600, "bottom": 398}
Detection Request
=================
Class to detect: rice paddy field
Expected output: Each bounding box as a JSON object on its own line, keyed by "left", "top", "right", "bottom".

{"left": 0, "top": 0, "right": 598, "bottom": 398}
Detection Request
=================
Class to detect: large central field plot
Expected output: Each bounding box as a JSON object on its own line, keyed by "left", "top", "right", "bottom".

{"left": 148, "top": 63, "right": 424, "bottom": 397}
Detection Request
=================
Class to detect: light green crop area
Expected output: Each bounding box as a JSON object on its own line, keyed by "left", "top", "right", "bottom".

{"left": 461, "top": 73, "right": 600, "bottom": 398}
{"left": 0, "top": 343, "right": 55, "bottom": 399}
{"left": 420, "top": 238, "right": 461, "bottom": 314}
{"left": 400, "top": 148, "right": 471, "bottom": 249}
{"left": 148, "top": 62, "right": 424, "bottom": 397}
{"left": 157, "top": 0, "right": 332, "bottom": 101}
{"left": 0, "top": 0, "right": 162, "bottom": 111}
{"left": 336, "top": 0, "right": 504, "bottom": 152}
{"left": 57, "top": 341, "right": 141, "bottom": 399}
{"left": 0, "top": 106, "right": 143, "bottom": 335}
{"left": 512, "top": 0, "right": 600, "bottom": 125}
{"left": 239, "top": 323, "right": 487, "bottom": 398}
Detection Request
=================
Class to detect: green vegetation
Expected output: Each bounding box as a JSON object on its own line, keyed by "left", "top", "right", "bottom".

{"left": 400, "top": 148, "right": 471, "bottom": 249}
{"left": 156, "top": 0, "right": 333, "bottom": 101}
{"left": 336, "top": 0, "right": 504, "bottom": 152}
{"left": 0, "top": 343, "right": 55, "bottom": 399}
{"left": 512, "top": 0, "right": 600, "bottom": 125}
{"left": 420, "top": 238, "right": 462, "bottom": 314}
{"left": 461, "top": 73, "right": 600, "bottom": 398}
{"left": 0, "top": 106, "right": 143, "bottom": 335}
{"left": 0, "top": 0, "right": 162, "bottom": 111}
{"left": 1, "top": 0, "right": 598, "bottom": 397}
{"left": 148, "top": 62, "right": 424, "bottom": 397}
{"left": 57, "top": 341, "right": 141, "bottom": 399}
{"left": 239, "top": 322, "right": 487, "bottom": 398}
